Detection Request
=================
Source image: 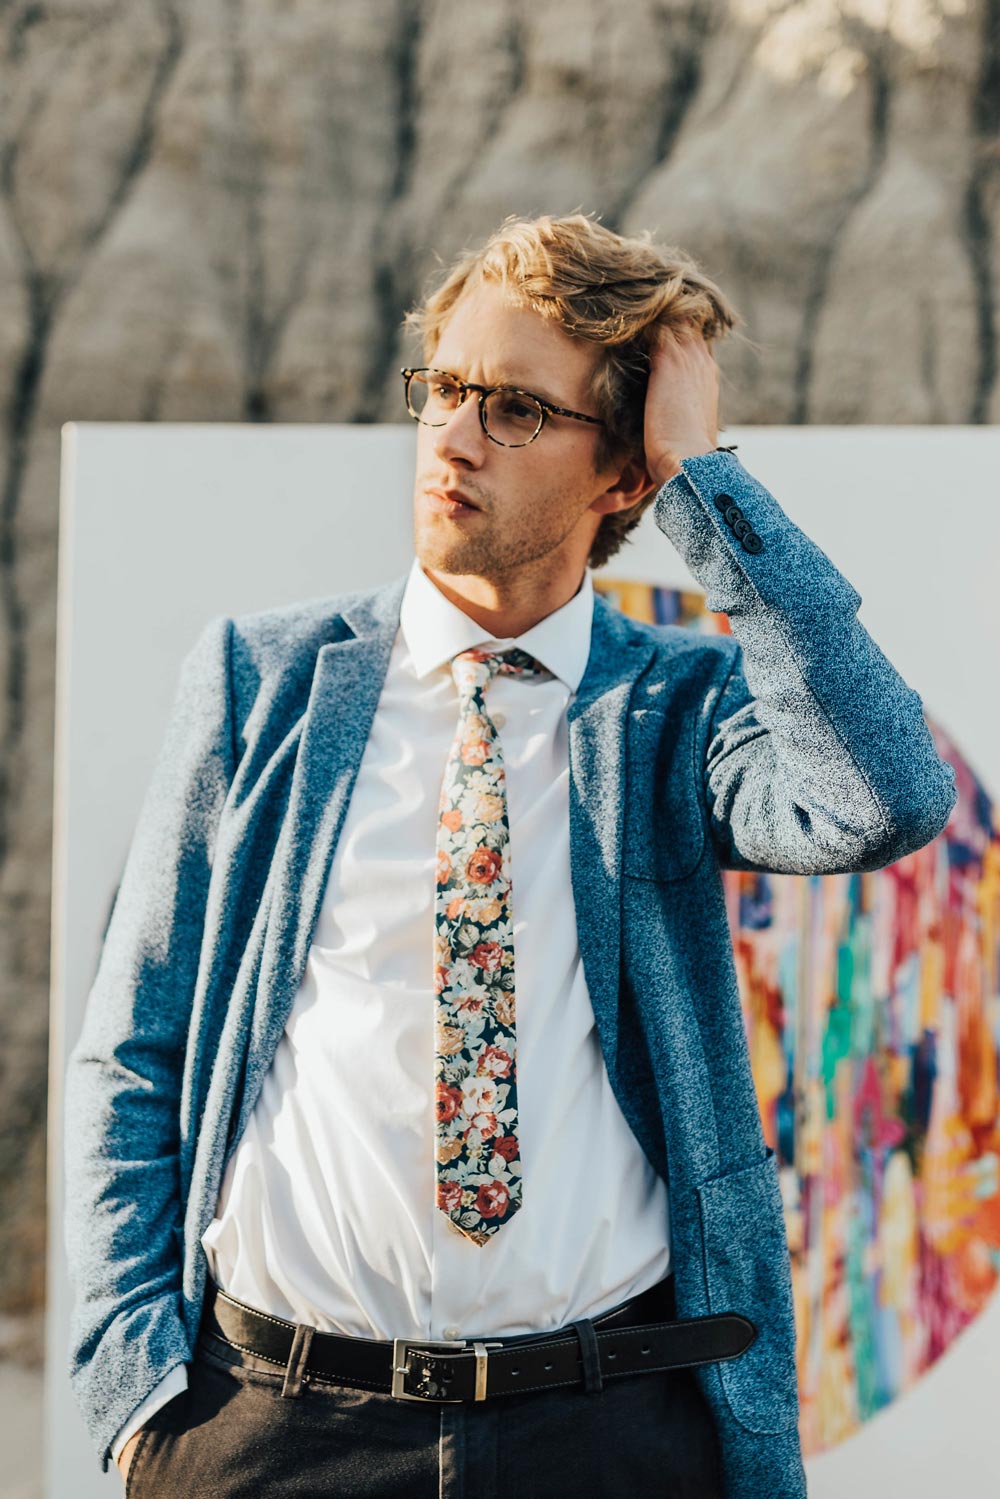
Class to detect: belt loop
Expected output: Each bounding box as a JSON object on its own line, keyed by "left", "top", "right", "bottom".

{"left": 281, "top": 1322, "right": 315, "bottom": 1399}
{"left": 571, "top": 1318, "right": 604, "bottom": 1394}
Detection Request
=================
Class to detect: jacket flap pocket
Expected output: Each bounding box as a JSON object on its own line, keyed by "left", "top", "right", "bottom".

{"left": 696, "top": 1147, "right": 800, "bottom": 1434}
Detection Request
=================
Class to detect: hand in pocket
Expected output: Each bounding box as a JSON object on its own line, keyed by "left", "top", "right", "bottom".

{"left": 116, "top": 1428, "right": 143, "bottom": 1486}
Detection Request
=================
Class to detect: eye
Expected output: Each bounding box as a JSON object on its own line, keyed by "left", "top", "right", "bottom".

{"left": 494, "top": 392, "right": 537, "bottom": 420}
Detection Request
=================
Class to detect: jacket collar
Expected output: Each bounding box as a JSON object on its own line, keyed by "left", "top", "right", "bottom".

{"left": 334, "top": 566, "right": 654, "bottom": 698}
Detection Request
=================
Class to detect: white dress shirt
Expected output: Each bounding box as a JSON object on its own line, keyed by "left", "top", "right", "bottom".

{"left": 112, "top": 557, "right": 672, "bottom": 1460}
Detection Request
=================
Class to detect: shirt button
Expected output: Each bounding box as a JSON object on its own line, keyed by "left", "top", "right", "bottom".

{"left": 493, "top": 712, "right": 506, "bottom": 729}
{"left": 443, "top": 1325, "right": 461, "bottom": 1340}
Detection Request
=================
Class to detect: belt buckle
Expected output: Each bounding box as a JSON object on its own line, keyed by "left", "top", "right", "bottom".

{"left": 391, "top": 1338, "right": 501, "bottom": 1403}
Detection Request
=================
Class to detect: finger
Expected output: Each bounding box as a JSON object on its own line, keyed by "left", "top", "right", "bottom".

{"left": 652, "top": 324, "right": 695, "bottom": 361}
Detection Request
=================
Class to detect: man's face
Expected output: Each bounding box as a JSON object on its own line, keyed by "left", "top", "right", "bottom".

{"left": 412, "top": 282, "right": 624, "bottom": 584}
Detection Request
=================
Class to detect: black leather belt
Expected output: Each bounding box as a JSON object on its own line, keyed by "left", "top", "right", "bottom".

{"left": 199, "top": 1277, "right": 756, "bottom": 1404}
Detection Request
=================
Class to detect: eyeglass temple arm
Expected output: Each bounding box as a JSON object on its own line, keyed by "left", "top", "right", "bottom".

{"left": 545, "top": 406, "right": 605, "bottom": 427}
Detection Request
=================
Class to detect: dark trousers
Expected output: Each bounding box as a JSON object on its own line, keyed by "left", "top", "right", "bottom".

{"left": 126, "top": 1278, "right": 724, "bottom": 1498}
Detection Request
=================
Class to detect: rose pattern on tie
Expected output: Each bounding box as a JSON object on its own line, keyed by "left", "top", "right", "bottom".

{"left": 434, "top": 646, "right": 552, "bottom": 1246}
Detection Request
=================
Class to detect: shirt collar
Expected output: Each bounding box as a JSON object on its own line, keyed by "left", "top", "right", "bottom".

{"left": 399, "top": 556, "right": 594, "bottom": 693}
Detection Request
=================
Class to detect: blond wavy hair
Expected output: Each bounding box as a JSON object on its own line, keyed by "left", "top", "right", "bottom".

{"left": 402, "top": 211, "right": 745, "bottom": 569}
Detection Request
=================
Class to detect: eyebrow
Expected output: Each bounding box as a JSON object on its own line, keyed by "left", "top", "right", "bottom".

{"left": 436, "top": 365, "right": 567, "bottom": 410}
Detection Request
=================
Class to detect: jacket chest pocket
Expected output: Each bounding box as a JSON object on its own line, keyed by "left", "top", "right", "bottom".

{"left": 622, "top": 708, "right": 706, "bottom": 883}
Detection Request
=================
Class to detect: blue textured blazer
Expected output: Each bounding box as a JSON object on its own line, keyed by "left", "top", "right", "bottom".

{"left": 64, "top": 450, "right": 957, "bottom": 1494}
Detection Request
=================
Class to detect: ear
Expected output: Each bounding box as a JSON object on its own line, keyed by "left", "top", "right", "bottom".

{"left": 589, "top": 452, "right": 661, "bottom": 517}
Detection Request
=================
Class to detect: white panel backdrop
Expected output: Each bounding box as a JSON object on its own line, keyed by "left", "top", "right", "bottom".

{"left": 47, "top": 423, "right": 1000, "bottom": 1495}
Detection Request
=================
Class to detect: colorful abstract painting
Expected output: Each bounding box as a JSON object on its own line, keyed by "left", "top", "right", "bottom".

{"left": 595, "top": 576, "right": 1000, "bottom": 1456}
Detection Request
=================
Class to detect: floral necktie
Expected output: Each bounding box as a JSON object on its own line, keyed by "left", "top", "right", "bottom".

{"left": 433, "top": 645, "right": 552, "bottom": 1246}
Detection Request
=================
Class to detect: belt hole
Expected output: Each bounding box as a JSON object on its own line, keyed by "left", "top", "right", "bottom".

{"left": 512, "top": 1367, "right": 520, "bottom": 1376}
{"left": 544, "top": 1362, "right": 553, "bottom": 1371}
{"left": 609, "top": 1352, "right": 617, "bottom": 1360}
{"left": 641, "top": 1345, "right": 650, "bottom": 1355}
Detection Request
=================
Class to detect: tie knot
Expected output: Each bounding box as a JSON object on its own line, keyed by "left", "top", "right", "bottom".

{"left": 450, "top": 646, "right": 551, "bottom": 698}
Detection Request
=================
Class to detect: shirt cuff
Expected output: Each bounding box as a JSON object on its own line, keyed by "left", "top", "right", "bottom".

{"left": 110, "top": 1364, "right": 189, "bottom": 1464}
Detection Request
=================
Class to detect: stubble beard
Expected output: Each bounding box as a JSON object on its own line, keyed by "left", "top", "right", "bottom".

{"left": 417, "top": 520, "right": 577, "bottom": 583}
{"left": 415, "top": 485, "right": 594, "bottom": 581}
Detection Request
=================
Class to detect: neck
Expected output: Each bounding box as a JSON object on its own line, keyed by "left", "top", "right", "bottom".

{"left": 421, "top": 566, "right": 585, "bottom": 638}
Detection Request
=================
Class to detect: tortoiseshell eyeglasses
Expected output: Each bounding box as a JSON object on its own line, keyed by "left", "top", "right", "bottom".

{"left": 400, "top": 367, "right": 607, "bottom": 448}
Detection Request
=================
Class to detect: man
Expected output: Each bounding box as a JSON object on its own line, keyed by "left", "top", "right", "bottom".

{"left": 65, "top": 213, "right": 956, "bottom": 1497}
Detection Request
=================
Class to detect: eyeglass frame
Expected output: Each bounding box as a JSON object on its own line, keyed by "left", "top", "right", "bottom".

{"left": 400, "top": 366, "right": 607, "bottom": 447}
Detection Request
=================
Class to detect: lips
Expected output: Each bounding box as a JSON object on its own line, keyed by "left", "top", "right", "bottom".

{"left": 427, "top": 487, "right": 480, "bottom": 511}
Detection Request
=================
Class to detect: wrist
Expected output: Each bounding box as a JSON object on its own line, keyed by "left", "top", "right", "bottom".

{"left": 650, "top": 438, "right": 723, "bottom": 486}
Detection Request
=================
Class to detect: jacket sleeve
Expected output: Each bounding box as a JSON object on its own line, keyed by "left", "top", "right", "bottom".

{"left": 653, "top": 450, "right": 957, "bottom": 875}
{"left": 63, "top": 614, "right": 236, "bottom": 1469}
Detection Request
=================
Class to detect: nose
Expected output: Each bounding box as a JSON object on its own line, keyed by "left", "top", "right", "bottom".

{"left": 432, "top": 391, "right": 487, "bottom": 467}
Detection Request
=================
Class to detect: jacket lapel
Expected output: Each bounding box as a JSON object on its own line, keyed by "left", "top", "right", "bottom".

{"left": 239, "top": 573, "right": 408, "bottom": 1133}
{"left": 567, "top": 593, "right": 656, "bottom": 1084}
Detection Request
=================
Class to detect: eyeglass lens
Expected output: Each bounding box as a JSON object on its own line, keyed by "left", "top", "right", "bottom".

{"left": 407, "top": 372, "right": 543, "bottom": 446}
